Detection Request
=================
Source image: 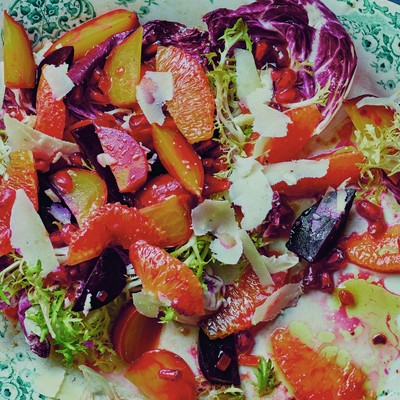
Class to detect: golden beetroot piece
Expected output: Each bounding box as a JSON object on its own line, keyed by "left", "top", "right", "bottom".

{"left": 100, "top": 27, "right": 143, "bottom": 107}
{"left": 3, "top": 12, "right": 36, "bottom": 89}
{"left": 44, "top": 9, "right": 139, "bottom": 61}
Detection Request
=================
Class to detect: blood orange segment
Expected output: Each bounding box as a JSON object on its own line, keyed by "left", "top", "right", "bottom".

{"left": 3, "top": 150, "right": 38, "bottom": 210}
{"left": 265, "top": 105, "right": 322, "bottom": 163}
{"left": 201, "top": 268, "right": 268, "bottom": 339}
{"left": 272, "top": 148, "right": 364, "bottom": 197}
{"left": 0, "top": 188, "right": 16, "bottom": 257}
{"left": 129, "top": 240, "right": 205, "bottom": 316}
{"left": 67, "top": 203, "right": 162, "bottom": 265}
{"left": 34, "top": 73, "right": 66, "bottom": 139}
{"left": 344, "top": 224, "right": 400, "bottom": 273}
{"left": 271, "top": 328, "right": 371, "bottom": 400}
{"left": 156, "top": 45, "right": 215, "bottom": 144}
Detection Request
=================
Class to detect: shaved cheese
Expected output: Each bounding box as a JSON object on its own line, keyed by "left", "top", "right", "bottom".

{"left": 229, "top": 157, "right": 273, "bottom": 230}
{"left": 33, "top": 40, "right": 53, "bottom": 65}
{"left": 336, "top": 188, "right": 347, "bottom": 213}
{"left": 10, "top": 189, "right": 58, "bottom": 277}
{"left": 192, "top": 199, "right": 239, "bottom": 236}
{"left": 235, "top": 48, "right": 261, "bottom": 100}
{"left": 247, "top": 94, "right": 291, "bottom": 137}
{"left": 265, "top": 252, "right": 300, "bottom": 274}
{"left": 191, "top": 200, "right": 242, "bottom": 264}
{"left": 235, "top": 56, "right": 290, "bottom": 138}
{"left": 251, "top": 282, "right": 303, "bottom": 324}
{"left": 136, "top": 71, "right": 174, "bottom": 125}
{"left": 42, "top": 63, "right": 74, "bottom": 100}
{"left": 356, "top": 91, "right": 400, "bottom": 112}
{"left": 209, "top": 233, "right": 243, "bottom": 265}
{"left": 264, "top": 158, "right": 330, "bottom": 186}
{"left": 97, "top": 153, "right": 117, "bottom": 167}
{"left": 132, "top": 291, "right": 163, "bottom": 318}
{"left": 32, "top": 360, "right": 66, "bottom": 398}
{"left": 239, "top": 229, "right": 273, "bottom": 287}
{"left": 0, "top": 61, "right": 5, "bottom": 110}
{"left": 4, "top": 114, "right": 79, "bottom": 160}
{"left": 82, "top": 293, "right": 92, "bottom": 317}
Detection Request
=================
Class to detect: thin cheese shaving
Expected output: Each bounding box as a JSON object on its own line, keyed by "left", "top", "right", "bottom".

{"left": 263, "top": 158, "right": 330, "bottom": 186}
{"left": 136, "top": 71, "right": 174, "bottom": 125}
{"left": 229, "top": 156, "right": 274, "bottom": 230}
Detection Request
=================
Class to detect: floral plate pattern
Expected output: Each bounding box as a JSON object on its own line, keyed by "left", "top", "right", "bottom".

{"left": 0, "top": 0, "right": 399, "bottom": 399}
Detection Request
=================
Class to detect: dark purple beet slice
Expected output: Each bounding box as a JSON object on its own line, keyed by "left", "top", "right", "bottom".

{"left": 37, "top": 46, "right": 74, "bottom": 75}
{"left": 34, "top": 46, "right": 75, "bottom": 107}
{"left": 70, "top": 123, "right": 135, "bottom": 206}
{"left": 72, "top": 247, "right": 128, "bottom": 312}
{"left": 286, "top": 188, "right": 356, "bottom": 263}
{"left": 198, "top": 328, "right": 240, "bottom": 386}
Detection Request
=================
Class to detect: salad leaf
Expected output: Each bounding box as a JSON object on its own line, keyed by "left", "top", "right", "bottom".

{"left": 0, "top": 254, "right": 123, "bottom": 369}
{"left": 203, "top": 0, "right": 358, "bottom": 131}
{"left": 206, "top": 19, "right": 253, "bottom": 174}
{"left": 67, "top": 30, "right": 132, "bottom": 85}
{"left": 252, "top": 356, "right": 280, "bottom": 396}
{"left": 18, "top": 292, "right": 51, "bottom": 358}
{"left": 354, "top": 112, "right": 400, "bottom": 200}
{"left": 142, "top": 20, "right": 210, "bottom": 66}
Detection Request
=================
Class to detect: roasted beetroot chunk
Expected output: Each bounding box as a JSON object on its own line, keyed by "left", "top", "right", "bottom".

{"left": 72, "top": 246, "right": 128, "bottom": 312}
{"left": 198, "top": 328, "right": 240, "bottom": 386}
{"left": 286, "top": 188, "right": 356, "bottom": 263}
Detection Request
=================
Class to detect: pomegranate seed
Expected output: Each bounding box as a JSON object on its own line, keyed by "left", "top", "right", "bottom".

{"left": 235, "top": 330, "right": 255, "bottom": 355}
{"left": 271, "top": 69, "right": 283, "bottom": 81}
{"left": 69, "top": 152, "right": 85, "bottom": 168}
{"left": 338, "top": 289, "right": 355, "bottom": 306}
{"left": 272, "top": 43, "right": 290, "bottom": 68}
{"left": 372, "top": 334, "right": 387, "bottom": 345}
{"left": 60, "top": 223, "right": 78, "bottom": 245}
{"left": 368, "top": 220, "right": 386, "bottom": 237}
{"left": 35, "top": 159, "right": 50, "bottom": 173}
{"left": 96, "top": 290, "right": 108, "bottom": 302}
{"left": 254, "top": 39, "right": 269, "bottom": 66}
{"left": 194, "top": 139, "right": 216, "bottom": 155}
{"left": 202, "top": 158, "right": 214, "bottom": 169}
{"left": 302, "top": 264, "right": 321, "bottom": 290}
{"left": 53, "top": 170, "right": 74, "bottom": 194}
{"left": 325, "top": 248, "right": 346, "bottom": 270}
{"left": 355, "top": 200, "right": 383, "bottom": 221}
{"left": 275, "top": 87, "right": 302, "bottom": 104}
{"left": 320, "top": 271, "right": 334, "bottom": 293}
{"left": 275, "top": 68, "right": 297, "bottom": 89}
{"left": 216, "top": 352, "right": 231, "bottom": 372}
{"left": 50, "top": 231, "right": 66, "bottom": 248}
{"left": 158, "top": 368, "right": 181, "bottom": 381}
{"left": 68, "top": 266, "right": 81, "bottom": 279}
{"left": 213, "top": 157, "right": 229, "bottom": 172}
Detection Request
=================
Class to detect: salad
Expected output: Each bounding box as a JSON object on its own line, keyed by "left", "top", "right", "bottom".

{"left": 0, "top": 0, "right": 400, "bottom": 398}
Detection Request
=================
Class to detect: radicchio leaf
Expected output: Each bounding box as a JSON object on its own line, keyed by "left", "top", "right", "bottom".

{"left": 17, "top": 293, "right": 51, "bottom": 358}
{"left": 142, "top": 20, "right": 210, "bottom": 66}
{"left": 203, "top": 0, "right": 357, "bottom": 131}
